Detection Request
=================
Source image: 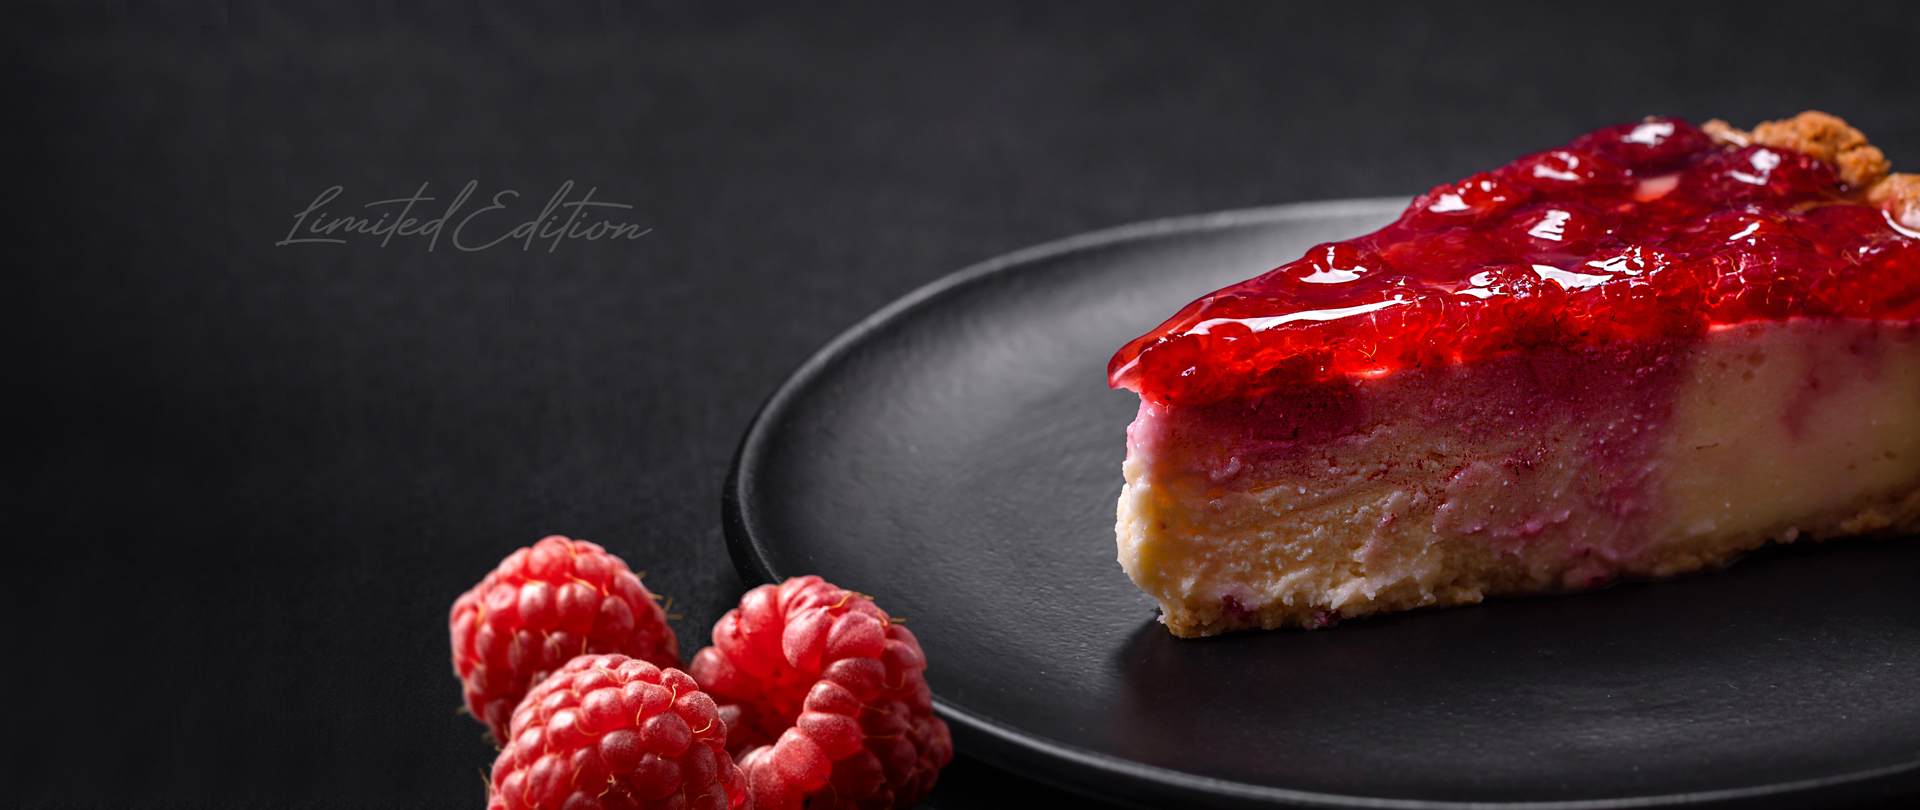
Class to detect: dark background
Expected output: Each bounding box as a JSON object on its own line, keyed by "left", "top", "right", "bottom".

{"left": 7, "top": 1, "right": 1918, "bottom": 808}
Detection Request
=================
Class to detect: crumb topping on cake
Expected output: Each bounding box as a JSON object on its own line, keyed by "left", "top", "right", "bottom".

{"left": 1707, "top": 110, "right": 1891, "bottom": 188}
{"left": 1866, "top": 172, "right": 1920, "bottom": 231}
{"left": 1701, "top": 112, "right": 1914, "bottom": 228}
{"left": 1109, "top": 112, "right": 1920, "bottom": 407}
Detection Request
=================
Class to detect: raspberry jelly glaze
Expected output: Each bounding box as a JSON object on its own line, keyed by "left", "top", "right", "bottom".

{"left": 1108, "top": 117, "right": 1920, "bottom": 407}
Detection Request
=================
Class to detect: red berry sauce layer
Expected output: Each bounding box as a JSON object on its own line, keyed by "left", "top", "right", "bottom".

{"left": 1109, "top": 116, "right": 1920, "bottom": 407}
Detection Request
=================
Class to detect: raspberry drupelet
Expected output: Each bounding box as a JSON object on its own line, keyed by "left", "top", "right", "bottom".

{"left": 487, "top": 655, "right": 748, "bottom": 810}
{"left": 689, "top": 576, "right": 953, "bottom": 810}
{"left": 452, "top": 536, "right": 682, "bottom": 742}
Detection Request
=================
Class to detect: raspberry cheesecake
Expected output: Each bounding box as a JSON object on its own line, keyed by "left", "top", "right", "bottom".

{"left": 1110, "top": 112, "right": 1920, "bottom": 638}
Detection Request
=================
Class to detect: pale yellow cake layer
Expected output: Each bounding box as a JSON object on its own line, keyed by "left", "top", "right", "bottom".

{"left": 1660, "top": 321, "right": 1920, "bottom": 557}
{"left": 1117, "top": 319, "right": 1920, "bottom": 637}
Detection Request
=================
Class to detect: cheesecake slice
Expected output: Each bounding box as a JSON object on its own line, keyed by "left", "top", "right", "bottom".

{"left": 1110, "top": 112, "right": 1920, "bottom": 637}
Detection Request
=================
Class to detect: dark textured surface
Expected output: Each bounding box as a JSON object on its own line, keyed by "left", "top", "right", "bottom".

{"left": 728, "top": 203, "right": 1920, "bottom": 808}
{"left": 5, "top": 1, "right": 1918, "bottom": 807}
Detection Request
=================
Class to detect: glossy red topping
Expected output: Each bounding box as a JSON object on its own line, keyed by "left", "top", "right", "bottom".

{"left": 1110, "top": 117, "right": 1920, "bottom": 407}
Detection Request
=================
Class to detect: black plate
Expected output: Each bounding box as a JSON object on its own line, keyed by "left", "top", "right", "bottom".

{"left": 723, "top": 200, "right": 1920, "bottom": 809}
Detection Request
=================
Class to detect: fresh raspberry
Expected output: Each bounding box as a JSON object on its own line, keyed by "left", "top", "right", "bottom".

{"left": 488, "top": 655, "right": 749, "bottom": 810}
{"left": 452, "top": 536, "right": 682, "bottom": 742}
{"left": 689, "top": 576, "right": 952, "bottom": 810}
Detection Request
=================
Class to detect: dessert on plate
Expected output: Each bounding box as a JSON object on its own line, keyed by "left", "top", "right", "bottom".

{"left": 1109, "top": 111, "right": 1920, "bottom": 638}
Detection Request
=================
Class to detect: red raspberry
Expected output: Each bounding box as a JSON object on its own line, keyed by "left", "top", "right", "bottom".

{"left": 488, "top": 655, "right": 749, "bottom": 810}
{"left": 689, "top": 576, "right": 953, "bottom": 810}
{"left": 452, "top": 536, "right": 682, "bottom": 742}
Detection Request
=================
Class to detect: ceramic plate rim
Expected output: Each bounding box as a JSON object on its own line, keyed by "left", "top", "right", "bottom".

{"left": 721, "top": 198, "right": 1920, "bottom": 810}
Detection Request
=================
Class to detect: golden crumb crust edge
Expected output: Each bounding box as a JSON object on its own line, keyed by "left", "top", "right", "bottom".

{"left": 1157, "top": 485, "right": 1920, "bottom": 639}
